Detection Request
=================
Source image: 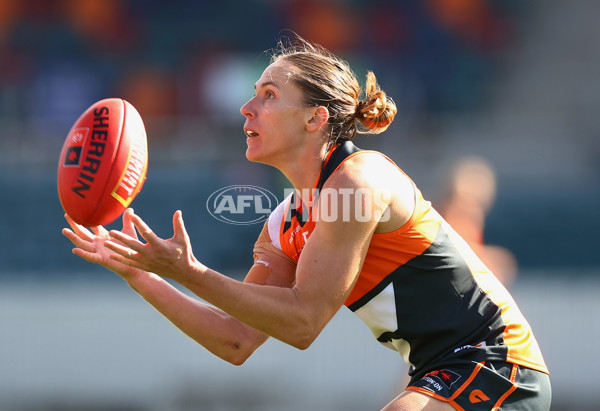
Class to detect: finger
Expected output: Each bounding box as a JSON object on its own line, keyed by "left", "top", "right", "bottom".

{"left": 64, "top": 214, "right": 94, "bottom": 242}
{"left": 130, "top": 213, "right": 159, "bottom": 244}
{"left": 72, "top": 247, "right": 103, "bottom": 264}
{"left": 104, "top": 239, "right": 141, "bottom": 260}
{"left": 90, "top": 225, "right": 109, "bottom": 237}
{"left": 122, "top": 208, "right": 138, "bottom": 238}
{"left": 108, "top": 252, "right": 148, "bottom": 271}
{"left": 104, "top": 239, "right": 134, "bottom": 256}
{"left": 172, "top": 210, "right": 189, "bottom": 241}
{"left": 108, "top": 230, "right": 146, "bottom": 253}
{"left": 62, "top": 228, "right": 96, "bottom": 253}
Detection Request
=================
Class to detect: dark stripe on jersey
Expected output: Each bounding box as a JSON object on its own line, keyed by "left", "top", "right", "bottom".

{"left": 349, "top": 225, "right": 507, "bottom": 373}
{"left": 316, "top": 141, "right": 362, "bottom": 192}
{"left": 284, "top": 196, "right": 308, "bottom": 232}
{"left": 283, "top": 141, "right": 362, "bottom": 234}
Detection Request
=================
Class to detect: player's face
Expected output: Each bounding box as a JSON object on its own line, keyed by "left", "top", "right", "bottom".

{"left": 240, "top": 60, "right": 314, "bottom": 167}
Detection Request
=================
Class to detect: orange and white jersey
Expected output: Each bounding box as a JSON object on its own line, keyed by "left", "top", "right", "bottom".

{"left": 263, "top": 142, "right": 548, "bottom": 377}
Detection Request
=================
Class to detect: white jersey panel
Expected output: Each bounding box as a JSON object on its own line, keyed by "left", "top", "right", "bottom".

{"left": 353, "top": 282, "right": 413, "bottom": 365}
{"left": 268, "top": 193, "right": 292, "bottom": 251}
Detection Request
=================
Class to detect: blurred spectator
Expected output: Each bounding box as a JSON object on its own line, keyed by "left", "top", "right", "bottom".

{"left": 0, "top": 0, "right": 527, "bottom": 125}
{"left": 60, "top": 0, "right": 141, "bottom": 53}
{"left": 198, "top": 51, "right": 259, "bottom": 122}
{"left": 26, "top": 60, "right": 104, "bottom": 129}
{"left": 0, "top": 0, "right": 529, "bottom": 161}
{"left": 0, "top": 0, "right": 21, "bottom": 41}
{"left": 283, "top": 0, "right": 360, "bottom": 53}
{"left": 116, "top": 65, "right": 178, "bottom": 119}
{"left": 437, "top": 156, "right": 518, "bottom": 286}
{"left": 424, "top": 0, "right": 515, "bottom": 50}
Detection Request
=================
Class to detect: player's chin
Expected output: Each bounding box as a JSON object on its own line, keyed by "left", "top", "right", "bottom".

{"left": 245, "top": 141, "right": 263, "bottom": 162}
{"left": 245, "top": 139, "right": 278, "bottom": 166}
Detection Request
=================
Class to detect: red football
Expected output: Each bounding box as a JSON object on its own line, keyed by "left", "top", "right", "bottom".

{"left": 57, "top": 98, "right": 148, "bottom": 226}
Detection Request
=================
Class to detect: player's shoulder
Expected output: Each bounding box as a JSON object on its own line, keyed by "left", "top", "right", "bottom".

{"left": 327, "top": 150, "right": 407, "bottom": 190}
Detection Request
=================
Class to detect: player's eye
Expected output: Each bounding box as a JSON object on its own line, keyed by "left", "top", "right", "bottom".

{"left": 265, "top": 91, "right": 274, "bottom": 99}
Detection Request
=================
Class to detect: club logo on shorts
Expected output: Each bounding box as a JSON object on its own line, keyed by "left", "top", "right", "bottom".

{"left": 469, "top": 389, "right": 491, "bottom": 403}
{"left": 424, "top": 369, "right": 462, "bottom": 389}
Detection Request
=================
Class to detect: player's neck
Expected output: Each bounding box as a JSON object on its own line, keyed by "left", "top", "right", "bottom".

{"left": 279, "top": 141, "right": 329, "bottom": 199}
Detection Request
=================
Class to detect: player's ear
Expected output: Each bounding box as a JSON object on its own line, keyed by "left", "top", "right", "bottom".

{"left": 305, "top": 106, "right": 329, "bottom": 133}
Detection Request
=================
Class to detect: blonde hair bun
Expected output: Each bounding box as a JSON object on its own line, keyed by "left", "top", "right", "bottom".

{"left": 356, "top": 71, "right": 397, "bottom": 134}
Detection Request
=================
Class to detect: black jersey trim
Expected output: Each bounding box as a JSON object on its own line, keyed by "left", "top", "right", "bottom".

{"left": 282, "top": 141, "right": 362, "bottom": 233}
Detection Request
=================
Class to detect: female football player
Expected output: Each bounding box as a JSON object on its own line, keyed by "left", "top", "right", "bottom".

{"left": 63, "top": 36, "right": 550, "bottom": 410}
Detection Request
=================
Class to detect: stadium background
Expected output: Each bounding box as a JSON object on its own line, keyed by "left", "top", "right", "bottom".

{"left": 0, "top": 0, "right": 598, "bottom": 410}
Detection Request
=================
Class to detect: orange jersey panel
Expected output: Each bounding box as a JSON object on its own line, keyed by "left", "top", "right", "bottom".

{"left": 270, "top": 142, "right": 548, "bottom": 377}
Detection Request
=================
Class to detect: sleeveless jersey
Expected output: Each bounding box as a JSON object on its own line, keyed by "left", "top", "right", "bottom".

{"left": 267, "top": 142, "right": 549, "bottom": 378}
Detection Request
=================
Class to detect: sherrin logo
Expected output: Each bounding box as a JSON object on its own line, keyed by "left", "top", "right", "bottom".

{"left": 206, "top": 185, "right": 279, "bottom": 225}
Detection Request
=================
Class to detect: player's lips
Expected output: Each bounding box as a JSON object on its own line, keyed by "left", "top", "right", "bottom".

{"left": 244, "top": 128, "right": 259, "bottom": 138}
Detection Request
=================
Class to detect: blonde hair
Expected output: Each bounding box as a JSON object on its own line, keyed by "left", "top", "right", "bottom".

{"left": 272, "top": 35, "right": 397, "bottom": 144}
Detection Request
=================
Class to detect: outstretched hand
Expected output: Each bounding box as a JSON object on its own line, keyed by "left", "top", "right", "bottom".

{"left": 105, "top": 210, "right": 200, "bottom": 283}
{"left": 62, "top": 208, "right": 147, "bottom": 281}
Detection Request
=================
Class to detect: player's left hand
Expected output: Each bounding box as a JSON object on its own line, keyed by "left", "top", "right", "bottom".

{"left": 106, "top": 209, "right": 202, "bottom": 283}
{"left": 62, "top": 209, "right": 148, "bottom": 282}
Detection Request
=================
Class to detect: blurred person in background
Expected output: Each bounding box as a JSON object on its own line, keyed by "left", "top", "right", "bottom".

{"left": 437, "top": 157, "right": 518, "bottom": 286}
{"left": 63, "top": 35, "right": 550, "bottom": 410}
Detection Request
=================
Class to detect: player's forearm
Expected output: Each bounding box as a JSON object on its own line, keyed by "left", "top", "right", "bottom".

{"left": 126, "top": 272, "right": 267, "bottom": 365}
{"left": 180, "top": 266, "right": 322, "bottom": 350}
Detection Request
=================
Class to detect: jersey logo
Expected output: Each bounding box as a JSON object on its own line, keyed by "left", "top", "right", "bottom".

{"left": 423, "top": 369, "right": 461, "bottom": 389}
{"left": 469, "top": 389, "right": 490, "bottom": 403}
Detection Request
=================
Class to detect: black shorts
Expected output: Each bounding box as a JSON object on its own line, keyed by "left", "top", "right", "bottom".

{"left": 406, "top": 361, "right": 551, "bottom": 410}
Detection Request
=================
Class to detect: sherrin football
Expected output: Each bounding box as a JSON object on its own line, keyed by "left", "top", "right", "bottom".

{"left": 57, "top": 98, "right": 148, "bottom": 226}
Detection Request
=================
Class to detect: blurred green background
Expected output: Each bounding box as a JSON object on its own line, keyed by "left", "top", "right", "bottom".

{"left": 0, "top": 0, "right": 598, "bottom": 410}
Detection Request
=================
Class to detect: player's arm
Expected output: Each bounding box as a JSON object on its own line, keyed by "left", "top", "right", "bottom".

{"left": 65, "top": 211, "right": 291, "bottom": 365}
{"left": 187, "top": 160, "right": 406, "bottom": 348}
{"left": 107, "top": 156, "right": 412, "bottom": 350}
{"left": 122, "top": 272, "right": 265, "bottom": 365}
{"left": 206, "top": 156, "right": 412, "bottom": 348}
{"left": 185, "top": 174, "right": 381, "bottom": 347}
{"left": 124, "top": 220, "right": 298, "bottom": 365}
